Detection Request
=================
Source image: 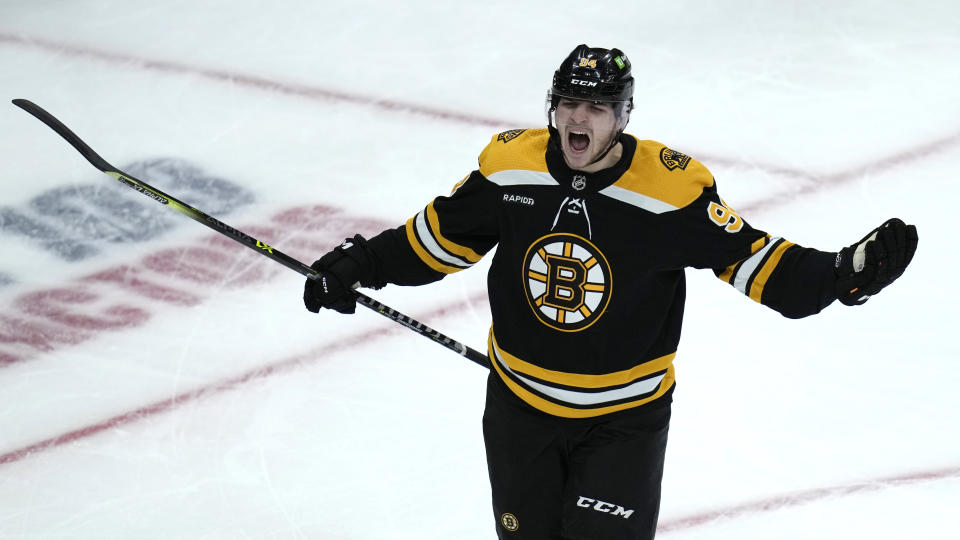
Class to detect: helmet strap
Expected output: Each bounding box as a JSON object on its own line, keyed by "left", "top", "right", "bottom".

{"left": 584, "top": 128, "right": 624, "bottom": 167}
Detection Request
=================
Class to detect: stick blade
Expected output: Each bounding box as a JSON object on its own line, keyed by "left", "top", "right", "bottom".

{"left": 11, "top": 98, "right": 114, "bottom": 172}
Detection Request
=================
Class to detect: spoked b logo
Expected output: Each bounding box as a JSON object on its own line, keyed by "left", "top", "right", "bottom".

{"left": 500, "top": 513, "right": 519, "bottom": 532}
{"left": 522, "top": 233, "right": 611, "bottom": 332}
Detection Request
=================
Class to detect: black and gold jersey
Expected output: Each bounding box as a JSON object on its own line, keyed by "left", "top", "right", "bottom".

{"left": 367, "top": 128, "right": 837, "bottom": 418}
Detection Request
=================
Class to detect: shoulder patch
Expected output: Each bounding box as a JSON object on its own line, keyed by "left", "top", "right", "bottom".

{"left": 659, "top": 147, "right": 691, "bottom": 171}
{"left": 597, "top": 138, "right": 714, "bottom": 213}
{"left": 497, "top": 129, "right": 527, "bottom": 143}
{"left": 479, "top": 129, "right": 551, "bottom": 181}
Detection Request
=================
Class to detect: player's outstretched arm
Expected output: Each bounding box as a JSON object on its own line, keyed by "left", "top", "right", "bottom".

{"left": 834, "top": 218, "right": 918, "bottom": 306}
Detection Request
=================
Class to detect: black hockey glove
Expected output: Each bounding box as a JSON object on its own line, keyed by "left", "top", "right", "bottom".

{"left": 304, "top": 235, "right": 382, "bottom": 314}
{"left": 834, "top": 218, "right": 918, "bottom": 306}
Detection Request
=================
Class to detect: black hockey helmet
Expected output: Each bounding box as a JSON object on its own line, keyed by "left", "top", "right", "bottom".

{"left": 546, "top": 44, "right": 634, "bottom": 162}
{"left": 551, "top": 44, "right": 634, "bottom": 105}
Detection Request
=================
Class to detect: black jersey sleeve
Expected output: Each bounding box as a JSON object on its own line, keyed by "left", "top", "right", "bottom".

{"left": 365, "top": 171, "right": 500, "bottom": 286}
{"left": 676, "top": 182, "right": 838, "bottom": 318}
{"left": 745, "top": 244, "right": 838, "bottom": 318}
{"left": 365, "top": 225, "right": 445, "bottom": 286}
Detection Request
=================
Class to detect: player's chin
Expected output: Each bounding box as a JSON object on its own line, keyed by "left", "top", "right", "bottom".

{"left": 562, "top": 144, "right": 596, "bottom": 169}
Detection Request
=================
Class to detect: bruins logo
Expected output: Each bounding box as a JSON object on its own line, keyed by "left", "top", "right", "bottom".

{"left": 659, "top": 147, "right": 691, "bottom": 171}
{"left": 500, "top": 513, "right": 519, "bottom": 532}
{"left": 497, "top": 129, "right": 527, "bottom": 143}
{"left": 522, "top": 233, "right": 611, "bottom": 332}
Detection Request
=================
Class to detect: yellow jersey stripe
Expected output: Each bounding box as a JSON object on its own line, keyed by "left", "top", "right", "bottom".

{"left": 492, "top": 332, "right": 675, "bottom": 389}
{"left": 718, "top": 236, "right": 768, "bottom": 284}
{"left": 488, "top": 334, "right": 676, "bottom": 418}
{"left": 449, "top": 174, "right": 469, "bottom": 194}
{"left": 717, "top": 265, "right": 736, "bottom": 284}
{"left": 528, "top": 270, "right": 548, "bottom": 282}
{"left": 748, "top": 240, "right": 795, "bottom": 302}
{"left": 405, "top": 217, "right": 463, "bottom": 274}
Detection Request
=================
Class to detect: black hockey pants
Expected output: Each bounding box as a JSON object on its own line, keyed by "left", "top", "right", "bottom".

{"left": 482, "top": 372, "right": 670, "bottom": 540}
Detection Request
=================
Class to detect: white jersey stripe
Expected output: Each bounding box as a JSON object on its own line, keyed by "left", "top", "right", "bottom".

{"left": 414, "top": 211, "right": 471, "bottom": 268}
{"left": 733, "top": 237, "right": 782, "bottom": 295}
{"left": 492, "top": 345, "right": 667, "bottom": 407}
{"left": 486, "top": 169, "right": 559, "bottom": 187}
{"left": 597, "top": 184, "right": 679, "bottom": 214}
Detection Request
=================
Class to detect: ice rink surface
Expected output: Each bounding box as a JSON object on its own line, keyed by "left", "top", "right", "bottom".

{"left": 0, "top": 1, "right": 958, "bottom": 538}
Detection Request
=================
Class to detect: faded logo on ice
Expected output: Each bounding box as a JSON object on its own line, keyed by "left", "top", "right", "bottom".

{"left": 0, "top": 158, "right": 254, "bottom": 268}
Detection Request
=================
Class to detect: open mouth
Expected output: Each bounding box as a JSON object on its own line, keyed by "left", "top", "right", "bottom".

{"left": 568, "top": 130, "right": 590, "bottom": 153}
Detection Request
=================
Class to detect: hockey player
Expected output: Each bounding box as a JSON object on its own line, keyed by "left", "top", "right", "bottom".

{"left": 303, "top": 44, "right": 918, "bottom": 540}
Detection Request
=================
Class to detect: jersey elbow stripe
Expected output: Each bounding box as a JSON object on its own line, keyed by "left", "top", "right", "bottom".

{"left": 716, "top": 264, "right": 736, "bottom": 284}
{"left": 730, "top": 237, "right": 787, "bottom": 299}
{"left": 405, "top": 216, "right": 467, "bottom": 274}
{"left": 748, "top": 240, "right": 795, "bottom": 302}
{"left": 717, "top": 236, "right": 769, "bottom": 283}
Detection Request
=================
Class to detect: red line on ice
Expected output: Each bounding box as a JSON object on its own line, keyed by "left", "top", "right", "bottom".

{"left": 658, "top": 465, "right": 960, "bottom": 533}
{"left": 0, "top": 33, "right": 514, "bottom": 129}
{"left": 3, "top": 282, "right": 957, "bottom": 532}
{"left": 2, "top": 32, "right": 959, "bottom": 532}
{"left": 0, "top": 291, "right": 487, "bottom": 466}
{"left": 2, "top": 30, "right": 959, "bottom": 213}
{"left": 735, "top": 130, "right": 960, "bottom": 214}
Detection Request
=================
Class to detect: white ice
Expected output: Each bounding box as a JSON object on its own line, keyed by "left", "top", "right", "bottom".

{"left": 0, "top": 1, "right": 958, "bottom": 538}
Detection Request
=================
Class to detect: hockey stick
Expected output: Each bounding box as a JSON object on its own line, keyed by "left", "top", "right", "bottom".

{"left": 12, "top": 98, "right": 489, "bottom": 369}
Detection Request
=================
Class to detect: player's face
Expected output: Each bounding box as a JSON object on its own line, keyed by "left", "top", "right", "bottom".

{"left": 554, "top": 98, "right": 619, "bottom": 171}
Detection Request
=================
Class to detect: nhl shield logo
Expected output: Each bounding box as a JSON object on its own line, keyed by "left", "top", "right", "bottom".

{"left": 659, "top": 147, "right": 691, "bottom": 171}
{"left": 522, "top": 233, "right": 612, "bottom": 332}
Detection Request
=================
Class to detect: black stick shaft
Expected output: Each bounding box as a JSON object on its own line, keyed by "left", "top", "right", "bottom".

{"left": 12, "top": 99, "right": 488, "bottom": 368}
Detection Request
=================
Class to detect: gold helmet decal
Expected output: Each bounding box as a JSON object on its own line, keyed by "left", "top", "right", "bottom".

{"left": 522, "top": 233, "right": 612, "bottom": 332}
